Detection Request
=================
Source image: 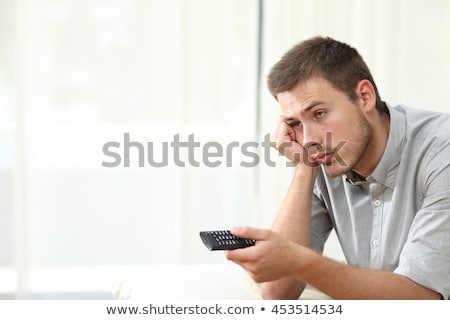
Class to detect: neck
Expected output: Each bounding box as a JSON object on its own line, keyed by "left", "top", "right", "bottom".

{"left": 353, "top": 111, "right": 390, "bottom": 178}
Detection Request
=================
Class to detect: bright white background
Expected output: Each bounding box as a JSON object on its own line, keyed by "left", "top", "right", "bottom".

{"left": 0, "top": 0, "right": 449, "bottom": 299}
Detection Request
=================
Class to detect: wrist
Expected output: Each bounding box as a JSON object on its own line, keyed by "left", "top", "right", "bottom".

{"left": 293, "top": 246, "right": 321, "bottom": 279}
{"left": 293, "top": 162, "right": 318, "bottom": 181}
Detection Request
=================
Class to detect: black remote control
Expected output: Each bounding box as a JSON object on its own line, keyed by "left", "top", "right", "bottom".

{"left": 199, "top": 230, "right": 256, "bottom": 251}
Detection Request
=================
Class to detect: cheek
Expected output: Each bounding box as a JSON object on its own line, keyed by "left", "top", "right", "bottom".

{"left": 319, "top": 123, "right": 338, "bottom": 146}
{"left": 331, "top": 128, "right": 356, "bottom": 150}
{"left": 324, "top": 130, "right": 353, "bottom": 154}
{"left": 325, "top": 114, "right": 357, "bottom": 143}
{"left": 334, "top": 118, "right": 369, "bottom": 152}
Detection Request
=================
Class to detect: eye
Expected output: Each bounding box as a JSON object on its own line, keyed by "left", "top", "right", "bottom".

{"left": 288, "top": 121, "right": 303, "bottom": 128}
{"left": 315, "top": 110, "right": 326, "bottom": 119}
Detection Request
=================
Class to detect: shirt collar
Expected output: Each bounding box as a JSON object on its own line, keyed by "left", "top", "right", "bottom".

{"left": 346, "top": 103, "right": 406, "bottom": 189}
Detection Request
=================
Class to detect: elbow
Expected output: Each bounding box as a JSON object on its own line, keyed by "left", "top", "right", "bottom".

{"left": 260, "top": 285, "right": 278, "bottom": 300}
{"left": 261, "top": 289, "right": 288, "bottom": 300}
{"left": 260, "top": 282, "right": 303, "bottom": 300}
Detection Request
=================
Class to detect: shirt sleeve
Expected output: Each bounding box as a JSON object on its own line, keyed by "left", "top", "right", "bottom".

{"left": 310, "top": 181, "right": 333, "bottom": 255}
{"left": 394, "top": 139, "right": 450, "bottom": 299}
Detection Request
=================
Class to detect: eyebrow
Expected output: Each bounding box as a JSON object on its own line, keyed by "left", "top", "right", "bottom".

{"left": 284, "top": 101, "right": 325, "bottom": 121}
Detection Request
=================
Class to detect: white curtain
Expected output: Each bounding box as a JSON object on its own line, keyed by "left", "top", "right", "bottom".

{"left": 1, "top": 0, "right": 449, "bottom": 298}
{"left": 2, "top": 0, "right": 260, "bottom": 298}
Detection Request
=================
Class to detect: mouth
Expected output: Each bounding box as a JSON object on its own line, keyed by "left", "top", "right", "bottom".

{"left": 310, "top": 152, "right": 335, "bottom": 165}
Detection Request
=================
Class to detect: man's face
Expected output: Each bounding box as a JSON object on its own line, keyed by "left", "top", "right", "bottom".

{"left": 276, "top": 77, "right": 372, "bottom": 177}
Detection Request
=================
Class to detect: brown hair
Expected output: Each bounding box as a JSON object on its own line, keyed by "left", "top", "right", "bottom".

{"left": 267, "top": 36, "right": 387, "bottom": 113}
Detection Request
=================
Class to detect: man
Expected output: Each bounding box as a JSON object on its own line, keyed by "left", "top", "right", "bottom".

{"left": 225, "top": 36, "right": 450, "bottom": 299}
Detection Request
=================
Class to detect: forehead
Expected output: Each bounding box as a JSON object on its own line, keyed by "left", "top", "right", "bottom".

{"left": 276, "top": 77, "right": 336, "bottom": 115}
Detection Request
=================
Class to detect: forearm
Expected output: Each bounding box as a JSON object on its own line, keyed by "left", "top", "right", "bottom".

{"left": 297, "top": 248, "right": 440, "bottom": 300}
{"left": 260, "top": 165, "right": 316, "bottom": 299}
{"left": 271, "top": 165, "right": 316, "bottom": 242}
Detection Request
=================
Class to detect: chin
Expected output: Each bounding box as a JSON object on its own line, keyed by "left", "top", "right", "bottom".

{"left": 322, "top": 162, "right": 350, "bottom": 178}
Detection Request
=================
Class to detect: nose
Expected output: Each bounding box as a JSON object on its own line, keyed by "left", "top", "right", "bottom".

{"left": 301, "top": 123, "right": 323, "bottom": 153}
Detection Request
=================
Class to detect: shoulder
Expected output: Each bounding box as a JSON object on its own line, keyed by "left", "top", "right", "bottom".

{"left": 392, "top": 105, "right": 450, "bottom": 140}
{"left": 393, "top": 105, "right": 450, "bottom": 195}
{"left": 392, "top": 105, "right": 450, "bottom": 168}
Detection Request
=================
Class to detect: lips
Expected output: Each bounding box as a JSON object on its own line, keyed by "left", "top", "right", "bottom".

{"left": 311, "top": 152, "right": 335, "bottom": 164}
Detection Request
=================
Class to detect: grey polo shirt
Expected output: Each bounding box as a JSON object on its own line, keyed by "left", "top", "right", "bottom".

{"left": 310, "top": 104, "right": 450, "bottom": 299}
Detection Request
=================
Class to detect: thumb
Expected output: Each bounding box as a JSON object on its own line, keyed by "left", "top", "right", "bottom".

{"left": 230, "top": 226, "right": 271, "bottom": 241}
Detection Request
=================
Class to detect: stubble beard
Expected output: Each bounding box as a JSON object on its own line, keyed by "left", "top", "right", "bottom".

{"left": 322, "top": 111, "right": 372, "bottom": 178}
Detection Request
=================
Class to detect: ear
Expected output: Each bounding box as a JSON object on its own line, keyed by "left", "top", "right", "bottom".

{"left": 356, "top": 79, "right": 376, "bottom": 112}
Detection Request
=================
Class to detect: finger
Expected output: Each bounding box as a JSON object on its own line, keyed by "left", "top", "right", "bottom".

{"left": 230, "top": 226, "right": 272, "bottom": 241}
{"left": 269, "top": 116, "right": 285, "bottom": 146}
{"left": 275, "top": 121, "right": 292, "bottom": 149}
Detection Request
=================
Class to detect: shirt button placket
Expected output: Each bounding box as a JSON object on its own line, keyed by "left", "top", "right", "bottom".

{"left": 369, "top": 182, "right": 383, "bottom": 269}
